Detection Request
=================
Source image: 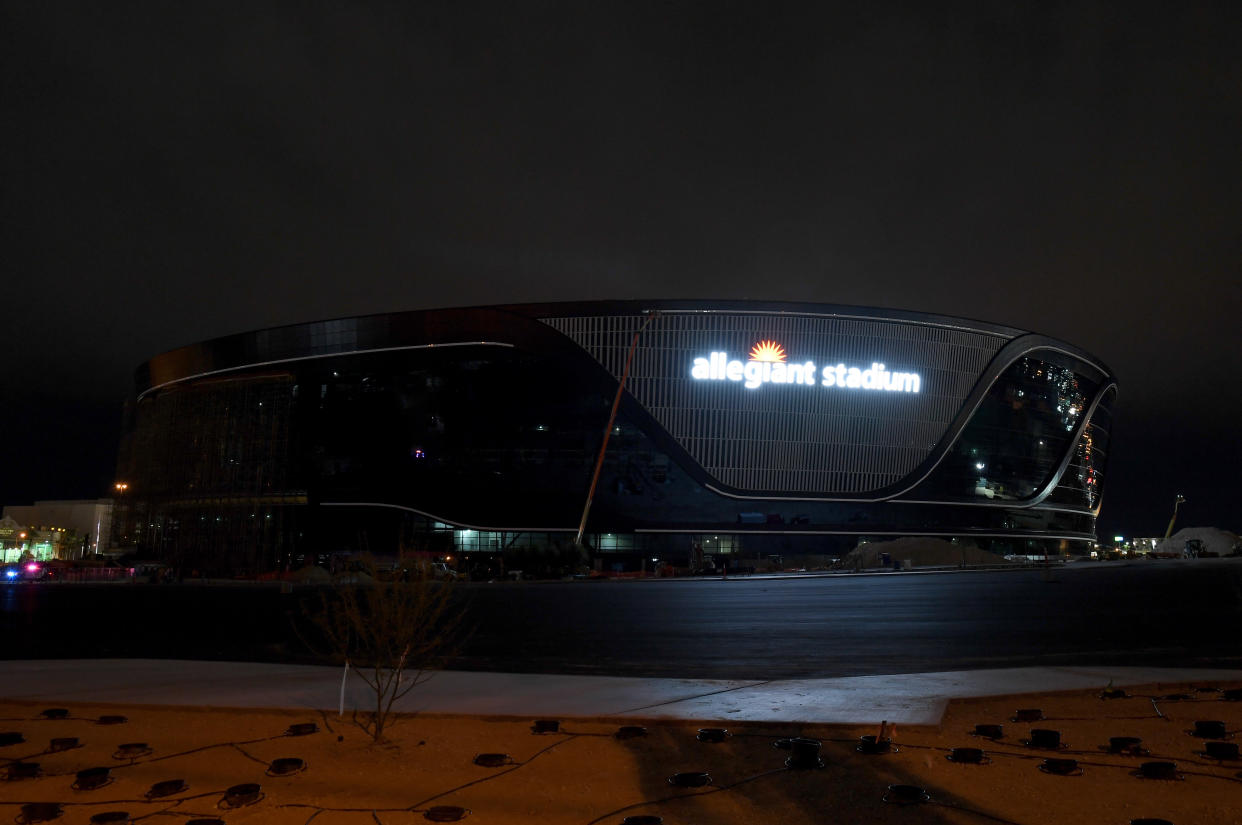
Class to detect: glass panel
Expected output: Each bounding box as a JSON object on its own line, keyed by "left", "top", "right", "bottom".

{"left": 908, "top": 352, "right": 1101, "bottom": 503}
{"left": 1045, "top": 387, "right": 1115, "bottom": 510}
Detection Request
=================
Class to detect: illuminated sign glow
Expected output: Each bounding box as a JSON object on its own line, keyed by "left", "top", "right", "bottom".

{"left": 691, "top": 346, "right": 921, "bottom": 393}
{"left": 749, "top": 340, "right": 787, "bottom": 362}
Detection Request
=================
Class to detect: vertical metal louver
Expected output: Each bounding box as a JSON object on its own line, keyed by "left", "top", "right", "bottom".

{"left": 543, "top": 310, "right": 1010, "bottom": 495}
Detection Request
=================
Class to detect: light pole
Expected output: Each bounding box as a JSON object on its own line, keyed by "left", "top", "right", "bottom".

{"left": 1163, "top": 494, "right": 1186, "bottom": 540}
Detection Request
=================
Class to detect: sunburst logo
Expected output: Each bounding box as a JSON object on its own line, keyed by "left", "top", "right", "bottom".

{"left": 749, "top": 340, "right": 787, "bottom": 362}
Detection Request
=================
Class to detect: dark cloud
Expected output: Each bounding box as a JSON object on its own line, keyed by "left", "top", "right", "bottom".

{"left": 3, "top": 2, "right": 1239, "bottom": 535}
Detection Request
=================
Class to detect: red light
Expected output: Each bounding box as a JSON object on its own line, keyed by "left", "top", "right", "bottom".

{"left": 25, "top": 563, "right": 39, "bottom": 573}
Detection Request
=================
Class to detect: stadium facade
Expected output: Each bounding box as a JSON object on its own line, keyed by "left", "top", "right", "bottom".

{"left": 113, "top": 301, "right": 1116, "bottom": 573}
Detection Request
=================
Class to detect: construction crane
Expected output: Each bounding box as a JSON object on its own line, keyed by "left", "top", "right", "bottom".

{"left": 1163, "top": 494, "right": 1186, "bottom": 540}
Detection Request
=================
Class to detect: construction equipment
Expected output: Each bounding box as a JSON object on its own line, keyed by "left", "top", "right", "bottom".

{"left": 1164, "top": 494, "right": 1186, "bottom": 539}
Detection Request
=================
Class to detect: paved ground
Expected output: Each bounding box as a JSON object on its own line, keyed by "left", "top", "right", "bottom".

{"left": 8, "top": 560, "right": 1242, "bottom": 679}
{"left": 4, "top": 659, "right": 1242, "bottom": 725}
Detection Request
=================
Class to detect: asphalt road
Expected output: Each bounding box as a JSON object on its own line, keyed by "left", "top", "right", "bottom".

{"left": 2, "top": 559, "right": 1239, "bottom": 679}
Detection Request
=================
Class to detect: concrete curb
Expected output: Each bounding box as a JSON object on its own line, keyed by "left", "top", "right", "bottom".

{"left": 3, "top": 659, "right": 1240, "bottom": 726}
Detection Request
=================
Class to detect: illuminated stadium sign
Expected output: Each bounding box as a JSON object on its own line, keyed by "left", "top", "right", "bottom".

{"left": 690, "top": 340, "right": 921, "bottom": 393}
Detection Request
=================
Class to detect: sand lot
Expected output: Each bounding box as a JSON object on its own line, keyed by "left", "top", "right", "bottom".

{"left": 2, "top": 682, "right": 1240, "bottom": 824}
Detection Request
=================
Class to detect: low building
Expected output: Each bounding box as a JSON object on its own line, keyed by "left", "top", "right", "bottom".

{"left": 0, "top": 516, "right": 30, "bottom": 563}
{"left": 2, "top": 499, "right": 114, "bottom": 559}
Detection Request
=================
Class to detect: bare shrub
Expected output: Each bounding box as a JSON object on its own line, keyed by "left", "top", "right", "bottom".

{"left": 302, "top": 561, "right": 465, "bottom": 741}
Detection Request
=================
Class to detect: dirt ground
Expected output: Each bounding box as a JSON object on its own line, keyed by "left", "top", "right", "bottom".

{"left": 2, "top": 680, "right": 1240, "bottom": 824}
{"left": 838, "top": 537, "right": 1008, "bottom": 568}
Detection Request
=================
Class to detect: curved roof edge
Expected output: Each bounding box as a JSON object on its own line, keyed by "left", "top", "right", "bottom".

{"left": 501, "top": 299, "right": 1028, "bottom": 338}
{"left": 134, "top": 299, "right": 1115, "bottom": 397}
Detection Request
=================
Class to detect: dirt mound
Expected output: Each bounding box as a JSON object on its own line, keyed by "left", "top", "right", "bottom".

{"left": 1157, "top": 526, "right": 1240, "bottom": 556}
{"left": 839, "top": 536, "right": 1010, "bottom": 568}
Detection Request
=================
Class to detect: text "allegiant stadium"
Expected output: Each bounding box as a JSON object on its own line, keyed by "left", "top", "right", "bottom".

{"left": 690, "top": 352, "right": 921, "bottom": 393}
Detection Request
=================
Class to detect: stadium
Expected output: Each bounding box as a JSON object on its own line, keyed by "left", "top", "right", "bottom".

{"left": 113, "top": 301, "right": 1116, "bottom": 574}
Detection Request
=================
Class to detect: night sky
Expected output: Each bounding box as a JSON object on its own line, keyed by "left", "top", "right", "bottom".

{"left": 3, "top": 3, "right": 1238, "bottom": 539}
